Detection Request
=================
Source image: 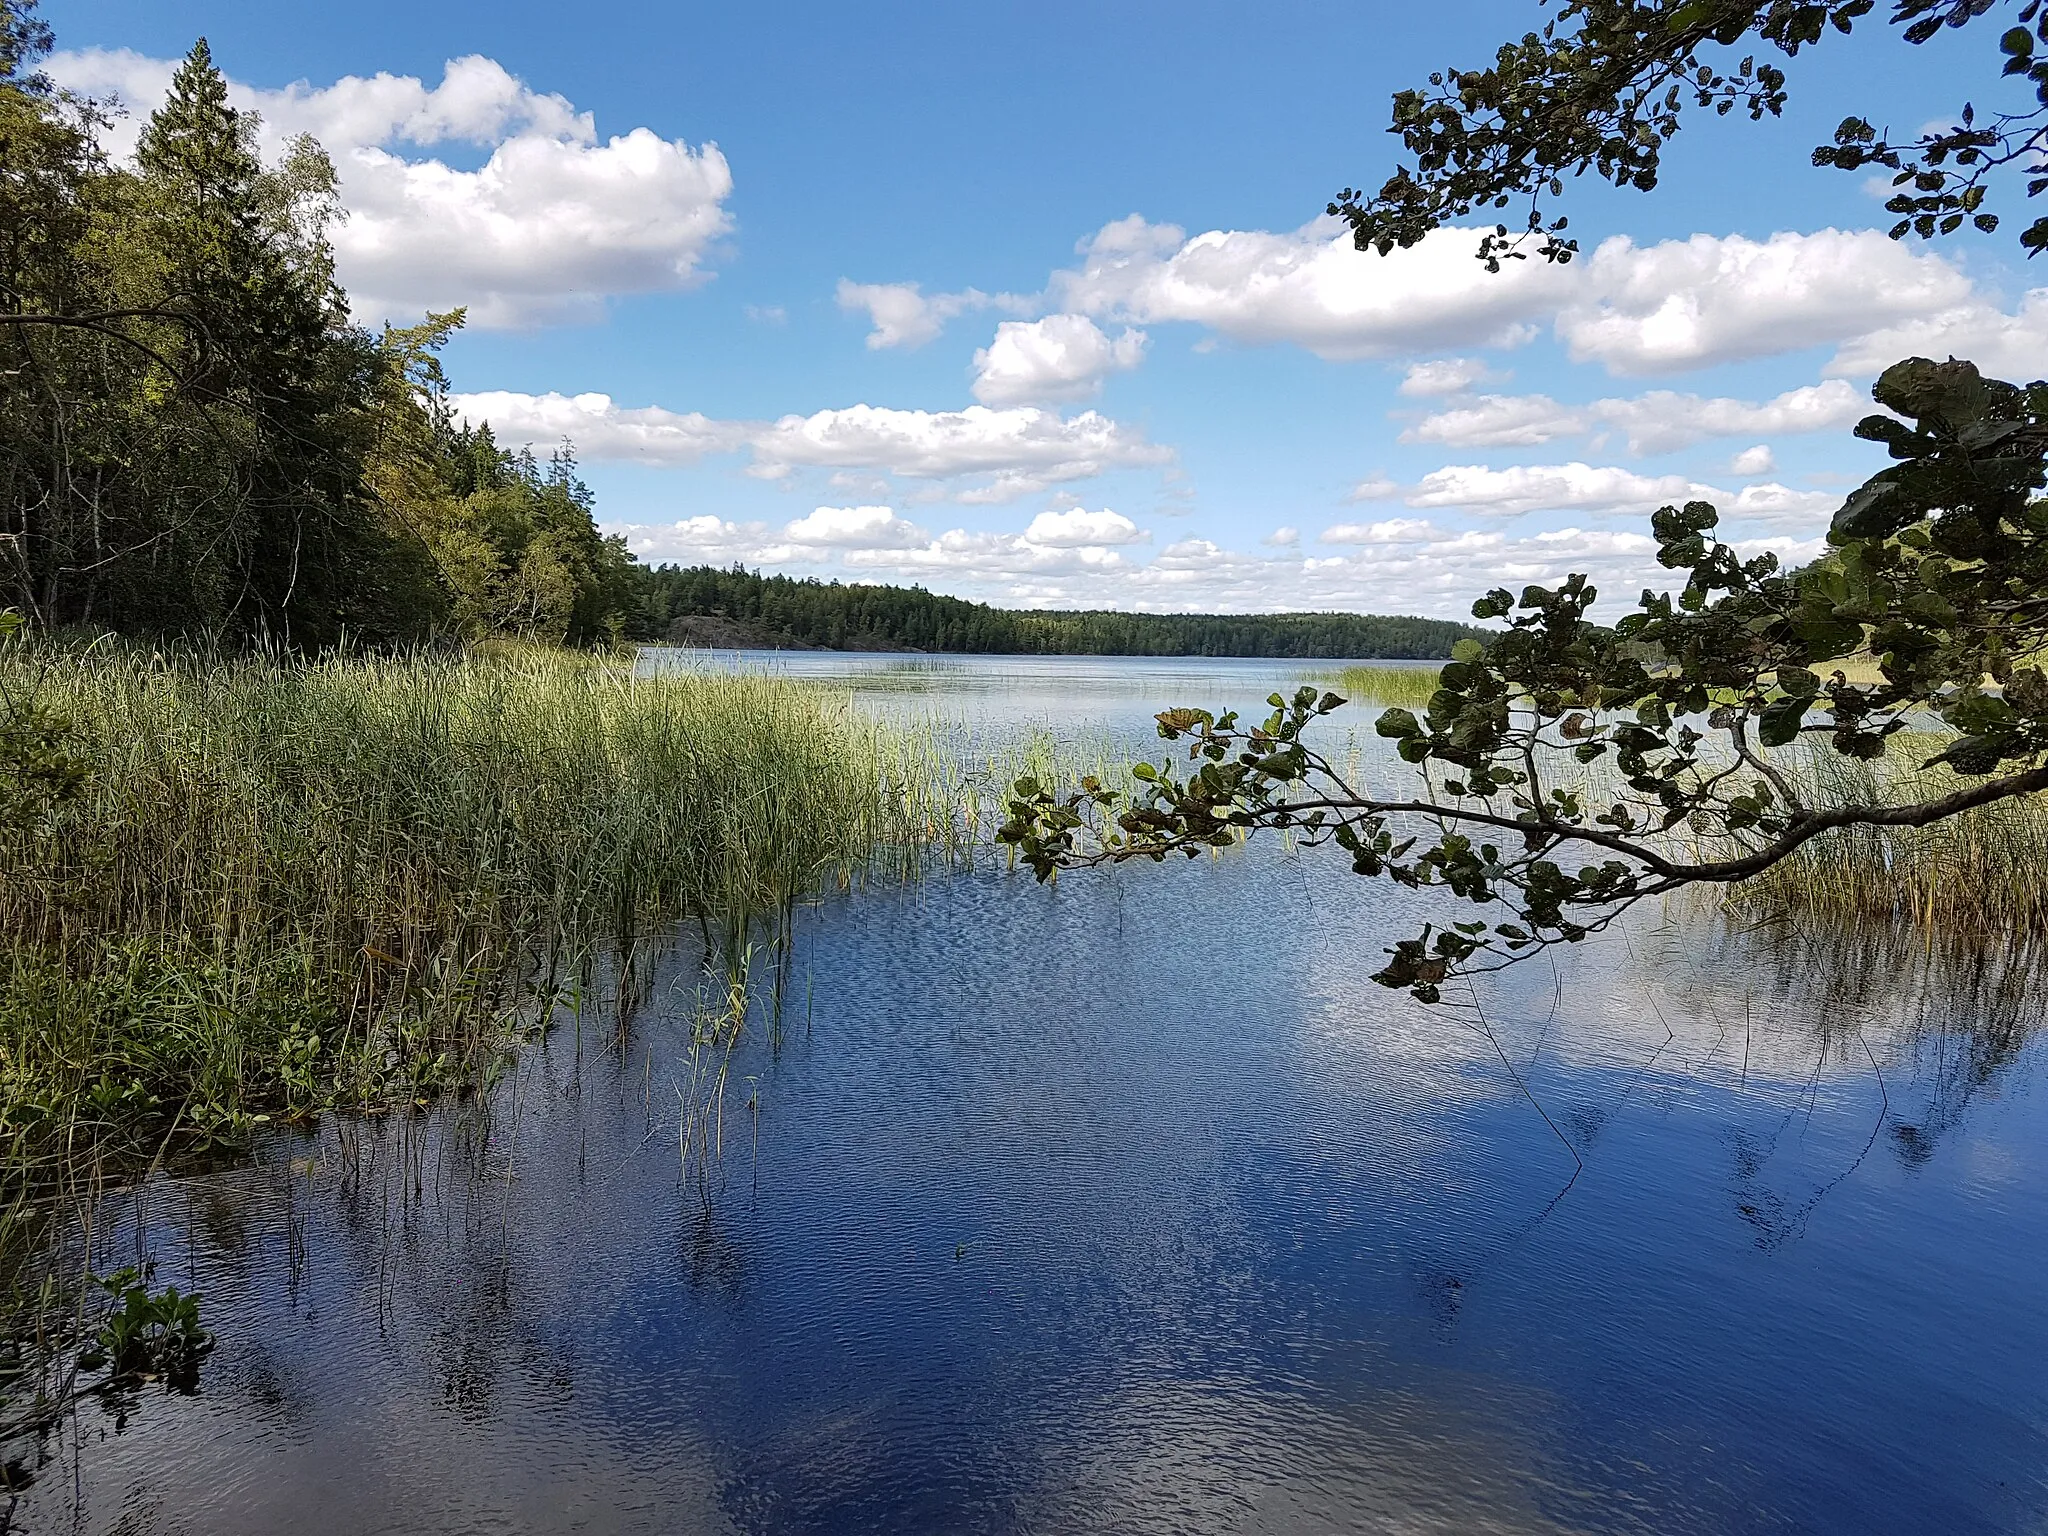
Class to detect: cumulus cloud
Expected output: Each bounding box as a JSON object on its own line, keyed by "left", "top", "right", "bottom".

{"left": 1729, "top": 444, "right": 1777, "bottom": 476}
{"left": 1022, "top": 507, "right": 1147, "bottom": 546}
{"left": 835, "top": 281, "right": 1031, "bottom": 349}
{"left": 1319, "top": 517, "right": 1447, "bottom": 545}
{"left": 1403, "top": 462, "right": 1721, "bottom": 518}
{"left": 610, "top": 502, "right": 1826, "bottom": 618}
{"left": 970, "top": 315, "right": 1147, "bottom": 404}
{"left": 1589, "top": 380, "right": 1869, "bottom": 454}
{"left": 1559, "top": 230, "right": 1970, "bottom": 375}
{"left": 1827, "top": 287, "right": 2048, "bottom": 379}
{"left": 783, "top": 505, "right": 929, "bottom": 548}
{"left": 1262, "top": 526, "right": 1301, "bottom": 547}
{"left": 1403, "top": 379, "right": 1868, "bottom": 455}
{"left": 49, "top": 49, "right": 736, "bottom": 329}
{"left": 447, "top": 392, "right": 1171, "bottom": 502}
{"left": 1014, "top": 216, "right": 2035, "bottom": 380}
{"left": 616, "top": 514, "right": 771, "bottom": 565}
{"left": 1403, "top": 394, "right": 1588, "bottom": 448}
{"left": 446, "top": 391, "right": 746, "bottom": 464}
{"left": 1399, "top": 357, "right": 1504, "bottom": 396}
{"left": 747, "top": 403, "right": 1171, "bottom": 498}
{"left": 1050, "top": 215, "right": 1563, "bottom": 360}
{"left": 1725, "top": 481, "right": 1841, "bottom": 531}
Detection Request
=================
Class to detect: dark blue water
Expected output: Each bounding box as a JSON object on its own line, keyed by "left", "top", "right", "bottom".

{"left": 13, "top": 658, "right": 2047, "bottom": 1535}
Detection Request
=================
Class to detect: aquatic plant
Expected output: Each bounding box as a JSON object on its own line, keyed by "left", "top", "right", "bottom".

{"left": 1328, "top": 663, "right": 1444, "bottom": 712}
{"left": 0, "top": 640, "right": 968, "bottom": 1193}
{"left": 79, "top": 1267, "right": 213, "bottom": 1384}
{"left": 1728, "top": 733, "right": 2048, "bottom": 934}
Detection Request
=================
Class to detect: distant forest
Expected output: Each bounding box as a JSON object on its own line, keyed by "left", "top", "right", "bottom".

{"left": 633, "top": 565, "right": 1489, "bottom": 658}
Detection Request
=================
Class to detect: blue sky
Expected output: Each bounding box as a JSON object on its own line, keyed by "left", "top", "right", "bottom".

{"left": 41, "top": 0, "right": 2048, "bottom": 617}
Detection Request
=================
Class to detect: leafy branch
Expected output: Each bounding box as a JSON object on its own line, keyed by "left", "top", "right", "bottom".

{"left": 1330, "top": 0, "right": 2048, "bottom": 263}
{"left": 1001, "top": 359, "right": 2048, "bottom": 999}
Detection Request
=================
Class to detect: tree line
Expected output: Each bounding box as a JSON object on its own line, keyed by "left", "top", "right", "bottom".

{"left": 637, "top": 564, "right": 1489, "bottom": 657}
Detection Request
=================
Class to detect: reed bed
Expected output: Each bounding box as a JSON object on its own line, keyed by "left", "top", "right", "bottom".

{"left": 1329, "top": 663, "right": 1445, "bottom": 712}
{"left": 1728, "top": 734, "right": 2048, "bottom": 934}
{"left": 0, "top": 641, "right": 969, "bottom": 1196}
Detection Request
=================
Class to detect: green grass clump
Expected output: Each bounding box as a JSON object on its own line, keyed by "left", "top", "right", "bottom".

{"left": 1729, "top": 734, "right": 2048, "bottom": 933}
{"left": 0, "top": 641, "right": 952, "bottom": 1194}
{"left": 1330, "top": 663, "right": 1444, "bottom": 712}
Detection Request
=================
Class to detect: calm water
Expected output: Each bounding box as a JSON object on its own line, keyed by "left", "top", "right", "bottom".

{"left": 12, "top": 655, "right": 2047, "bottom": 1534}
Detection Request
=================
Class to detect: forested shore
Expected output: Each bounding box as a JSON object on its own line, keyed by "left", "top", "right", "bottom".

{"left": 637, "top": 565, "right": 1487, "bottom": 658}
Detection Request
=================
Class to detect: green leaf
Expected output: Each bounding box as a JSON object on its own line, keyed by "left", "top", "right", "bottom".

{"left": 1375, "top": 707, "right": 1422, "bottom": 739}
{"left": 1758, "top": 693, "right": 1811, "bottom": 747}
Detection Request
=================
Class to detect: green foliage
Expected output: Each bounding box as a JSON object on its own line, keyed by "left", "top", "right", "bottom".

{"left": 1331, "top": 0, "right": 2048, "bottom": 265}
{"left": 0, "top": 610, "right": 87, "bottom": 828}
{"left": 1333, "top": 663, "right": 1447, "bottom": 710}
{"left": 1001, "top": 361, "right": 2048, "bottom": 999}
{"left": 0, "top": 7, "right": 635, "bottom": 646}
{"left": 0, "top": 641, "right": 964, "bottom": 1190}
{"left": 77, "top": 1266, "right": 212, "bottom": 1384}
{"left": 634, "top": 562, "right": 1488, "bottom": 657}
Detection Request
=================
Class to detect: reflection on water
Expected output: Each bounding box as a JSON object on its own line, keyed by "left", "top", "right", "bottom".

{"left": 10, "top": 657, "right": 2048, "bottom": 1535}
{"left": 635, "top": 647, "right": 1422, "bottom": 736}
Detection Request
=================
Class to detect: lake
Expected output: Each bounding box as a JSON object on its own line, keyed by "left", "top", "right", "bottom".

{"left": 11, "top": 653, "right": 2046, "bottom": 1535}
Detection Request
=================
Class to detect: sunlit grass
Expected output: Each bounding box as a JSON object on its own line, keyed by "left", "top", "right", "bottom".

{"left": 0, "top": 642, "right": 981, "bottom": 1203}
{"left": 1329, "top": 663, "right": 1444, "bottom": 712}
{"left": 1728, "top": 733, "right": 2048, "bottom": 934}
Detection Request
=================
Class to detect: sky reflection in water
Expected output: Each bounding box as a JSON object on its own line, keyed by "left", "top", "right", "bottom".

{"left": 18, "top": 655, "right": 2048, "bottom": 1535}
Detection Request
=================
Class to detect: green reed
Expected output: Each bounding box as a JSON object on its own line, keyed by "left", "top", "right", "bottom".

{"left": 1728, "top": 733, "right": 2048, "bottom": 935}
{"left": 1329, "top": 663, "right": 1445, "bottom": 712}
{"left": 0, "top": 641, "right": 970, "bottom": 1201}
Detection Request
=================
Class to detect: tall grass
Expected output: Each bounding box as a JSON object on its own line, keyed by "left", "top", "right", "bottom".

{"left": 1728, "top": 734, "right": 2048, "bottom": 933}
{"left": 0, "top": 642, "right": 960, "bottom": 1192}
{"left": 1330, "top": 663, "right": 1444, "bottom": 712}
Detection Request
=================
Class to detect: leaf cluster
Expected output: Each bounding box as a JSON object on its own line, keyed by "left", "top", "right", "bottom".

{"left": 1000, "top": 359, "right": 2048, "bottom": 999}
{"left": 1332, "top": 0, "right": 2048, "bottom": 263}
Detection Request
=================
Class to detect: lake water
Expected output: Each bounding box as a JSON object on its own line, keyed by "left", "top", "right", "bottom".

{"left": 11, "top": 654, "right": 2047, "bottom": 1534}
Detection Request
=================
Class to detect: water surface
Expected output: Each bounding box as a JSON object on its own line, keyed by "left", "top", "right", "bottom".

{"left": 14, "top": 654, "right": 2046, "bottom": 1535}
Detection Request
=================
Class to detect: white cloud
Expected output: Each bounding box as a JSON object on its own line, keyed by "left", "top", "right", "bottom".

{"left": 1319, "top": 518, "right": 1447, "bottom": 545}
{"left": 1560, "top": 231, "right": 1970, "bottom": 375}
{"left": 1827, "top": 288, "right": 2048, "bottom": 379}
{"left": 1404, "top": 462, "right": 1720, "bottom": 518}
{"left": 970, "top": 315, "right": 1147, "bottom": 405}
{"left": 1262, "top": 526, "right": 1301, "bottom": 547}
{"left": 446, "top": 390, "right": 746, "bottom": 464}
{"left": 1402, "top": 379, "right": 1868, "bottom": 455}
{"left": 748, "top": 404, "right": 1171, "bottom": 498}
{"left": 783, "top": 505, "right": 929, "bottom": 548}
{"left": 608, "top": 505, "right": 1826, "bottom": 618}
{"left": 1052, "top": 216, "right": 1563, "bottom": 361}
{"left": 49, "top": 49, "right": 736, "bottom": 329}
{"left": 1022, "top": 507, "right": 1147, "bottom": 547}
{"left": 1589, "top": 380, "right": 1868, "bottom": 455}
{"left": 1725, "top": 482, "right": 1840, "bottom": 531}
{"left": 1729, "top": 444, "right": 1777, "bottom": 476}
{"left": 835, "top": 281, "right": 1031, "bottom": 349}
{"left": 1347, "top": 474, "right": 1400, "bottom": 502}
{"left": 446, "top": 392, "right": 1171, "bottom": 502}
{"left": 1042, "top": 218, "right": 1997, "bottom": 378}
{"left": 618, "top": 514, "right": 772, "bottom": 565}
{"left": 1399, "top": 358, "right": 1504, "bottom": 396}
{"left": 1404, "top": 394, "right": 1588, "bottom": 448}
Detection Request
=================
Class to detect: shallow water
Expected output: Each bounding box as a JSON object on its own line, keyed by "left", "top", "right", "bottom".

{"left": 12, "top": 655, "right": 2048, "bottom": 1534}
